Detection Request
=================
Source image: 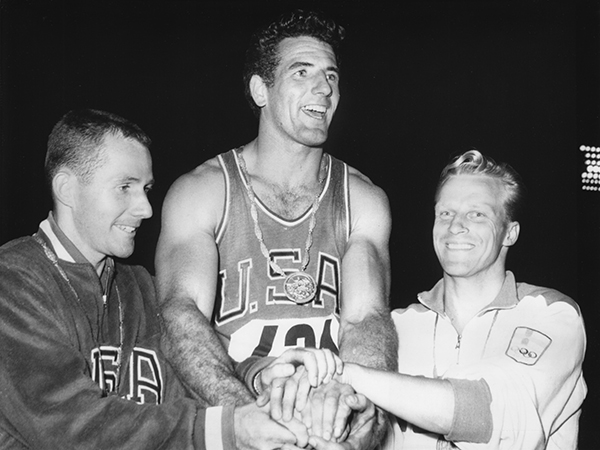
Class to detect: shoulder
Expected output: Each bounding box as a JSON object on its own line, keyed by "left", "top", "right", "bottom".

{"left": 392, "top": 302, "right": 430, "bottom": 319}
{"left": 392, "top": 303, "right": 434, "bottom": 334}
{"left": 346, "top": 163, "right": 388, "bottom": 202}
{"left": 161, "top": 154, "right": 226, "bottom": 231}
{"left": 344, "top": 163, "right": 390, "bottom": 212}
{"left": 0, "top": 236, "right": 44, "bottom": 270}
{"left": 516, "top": 281, "right": 581, "bottom": 317}
{"left": 0, "top": 237, "right": 58, "bottom": 304}
{"left": 343, "top": 163, "right": 391, "bottom": 233}
{"left": 165, "top": 155, "right": 224, "bottom": 203}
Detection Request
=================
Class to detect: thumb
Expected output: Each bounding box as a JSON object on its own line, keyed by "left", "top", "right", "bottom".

{"left": 308, "top": 435, "right": 332, "bottom": 450}
{"left": 345, "top": 394, "right": 357, "bottom": 406}
{"left": 256, "top": 390, "right": 269, "bottom": 407}
{"left": 344, "top": 393, "right": 368, "bottom": 412}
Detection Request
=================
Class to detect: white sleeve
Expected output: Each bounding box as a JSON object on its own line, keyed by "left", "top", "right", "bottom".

{"left": 446, "top": 295, "right": 586, "bottom": 450}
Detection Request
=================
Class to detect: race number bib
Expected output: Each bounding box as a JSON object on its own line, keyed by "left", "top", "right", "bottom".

{"left": 227, "top": 315, "right": 340, "bottom": 362}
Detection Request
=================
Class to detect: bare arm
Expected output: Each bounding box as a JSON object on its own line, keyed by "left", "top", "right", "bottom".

{"left": 339, "top": 169, "right": 397, "bottom": 371}
{"left": 303, "top": 170, "right": 397, "bottom": 447}
{"left": 333, "top": 170, "right": 397, "bottom": 446}
{"left": 342, "top": 363, "right": 455, "bottom": 434}
{"left": 155, "top": 160, "right": 253, "bottom": 405}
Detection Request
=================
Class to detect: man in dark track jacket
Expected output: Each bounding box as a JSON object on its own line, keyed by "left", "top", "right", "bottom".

{"left": 0, "top": 109, "right": 353, "bottom": 449}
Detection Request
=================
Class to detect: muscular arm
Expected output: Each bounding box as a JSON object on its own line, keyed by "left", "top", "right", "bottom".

{"left": 339, "top": 169, "right": 397, "bottom": 370}
{"left": 335, "top": 169, "right": 397, "bottom": 445}
{"left": 290, "top": 169, "right": 397, "bottom": 447}
{"left": 155, "top": 161, "right": 253, "bottom": 405}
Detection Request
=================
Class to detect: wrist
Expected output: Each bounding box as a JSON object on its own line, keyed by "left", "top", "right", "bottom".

{"left": 238, "top": 356, "right": 274, "bottom": 397}
{"left": 339, "top": 362, "right": 358, "bottom": 387}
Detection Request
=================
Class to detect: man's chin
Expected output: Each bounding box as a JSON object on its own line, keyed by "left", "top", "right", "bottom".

{"left": 298, "top": 128, "right": 329, "bottom": 147}
{"left": 440, "top": 261, "right": 473, "bottom": 277}
{"left": 111, "top": 245, "right": 135, "bottom": 260}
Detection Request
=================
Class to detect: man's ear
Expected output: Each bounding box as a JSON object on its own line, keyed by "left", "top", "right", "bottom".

{"left": 249, "top": 74, "right": 268, "bottom": 109}
{"left": 503, "top": 221, "right": 520, "bottom": 247}
{"left": 52, "top": 170, "right": 76, "bottom": 208}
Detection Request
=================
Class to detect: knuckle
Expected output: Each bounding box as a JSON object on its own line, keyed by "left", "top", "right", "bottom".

{"left": 312, "top": 391, "right": 325, "bottom": 403}
{"left": 273, "top": 378, "right": 286, "bottom": 389}
{"left": 324, "top": 395, "right": 340, "bottom": 408}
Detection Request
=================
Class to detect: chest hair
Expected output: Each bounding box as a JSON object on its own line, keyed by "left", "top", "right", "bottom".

{"left": 257, "top": 182, "right": 319, "bottom": 220}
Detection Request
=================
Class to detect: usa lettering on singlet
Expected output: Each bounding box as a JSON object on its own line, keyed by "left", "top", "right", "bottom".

{"left": 214, "top": 150, "right": 350, "bottom": 363}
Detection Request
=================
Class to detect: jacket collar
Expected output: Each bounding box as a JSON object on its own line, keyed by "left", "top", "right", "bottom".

{"left": 37, "top": 212, "right": 115, "bottom": 279}
{"left": 418, "top": 271, "right": 520, "bottom": 315}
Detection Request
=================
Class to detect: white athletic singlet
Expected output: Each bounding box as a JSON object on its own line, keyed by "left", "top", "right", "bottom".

{"left": 214, "top": 149, "right": 350, "bottom": 363}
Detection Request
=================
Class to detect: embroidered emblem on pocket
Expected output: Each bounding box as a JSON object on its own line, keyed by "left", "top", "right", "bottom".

{"left": 506, "top": 327, "right": 551, "bottom": 365}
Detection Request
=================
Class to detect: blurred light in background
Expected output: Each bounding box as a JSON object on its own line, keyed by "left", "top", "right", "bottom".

{"left": 581, "top": 145, "right": 600, "bottom": 191}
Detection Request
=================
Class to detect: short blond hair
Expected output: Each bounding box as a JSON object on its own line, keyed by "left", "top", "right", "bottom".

{"left": 435, "top": 150, "right": 525, "bottom": 222}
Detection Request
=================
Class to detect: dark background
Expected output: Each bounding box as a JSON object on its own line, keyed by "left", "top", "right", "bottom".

{"left": 1, "top": 0, "right": 598, "bottom": 447}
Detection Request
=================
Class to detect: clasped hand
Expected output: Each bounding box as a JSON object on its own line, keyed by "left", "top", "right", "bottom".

{"left": 255, "top": 348, "right": 372, "bottom": 447}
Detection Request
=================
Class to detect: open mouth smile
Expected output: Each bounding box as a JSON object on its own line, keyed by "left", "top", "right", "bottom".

{"left": 446, "top": 242, "right": 474, "bottom": 250}
{"left": 115, "top": 224, "right": 137, "bottom": 234}
{"left": 302, "top": 104, "right": 327, "bottom": 120}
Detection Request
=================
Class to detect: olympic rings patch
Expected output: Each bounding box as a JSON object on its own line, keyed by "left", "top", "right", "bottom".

{"left": 506, "top": 327, "right": 551, "bottom": 366}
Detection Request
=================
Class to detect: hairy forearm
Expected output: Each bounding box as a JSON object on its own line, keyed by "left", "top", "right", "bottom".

{"left": 161, "top": 299, "right": 254, "bottom": 405}
{"left": 338, "top": 310, "right": 398, "bottom": 446}
{"left": 339, "top": 310, "right": 398, "bottom": 372}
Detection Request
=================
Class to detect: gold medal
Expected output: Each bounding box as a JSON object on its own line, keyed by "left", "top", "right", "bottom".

{"left": 284, "top": 271, "right": 317, "bottom": 304}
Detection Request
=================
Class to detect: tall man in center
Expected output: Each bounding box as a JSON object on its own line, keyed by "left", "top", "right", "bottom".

{"left": 156, "top": 9, "right": 397, "bottom": 447}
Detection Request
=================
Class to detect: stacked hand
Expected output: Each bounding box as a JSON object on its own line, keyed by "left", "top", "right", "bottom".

{"left": 252, "top": 348, "right": 376, "bottom": 449}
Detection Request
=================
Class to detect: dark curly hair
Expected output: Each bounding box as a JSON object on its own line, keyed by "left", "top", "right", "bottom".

{"left": 243, "top": 9, "right": 346, "bottom": 117}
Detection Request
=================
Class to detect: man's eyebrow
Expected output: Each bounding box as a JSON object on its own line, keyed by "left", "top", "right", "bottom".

{"left": 117, "top": 176, "right": 139, "bottom": 183}
{"left": 288, "top": 61, "right": 313, "bottom": 71}
{"left": 116, "top": 175, "right": 155, "bottom": 185}
{"left": 287, "top": 61, "right": 339, "bottom": 73}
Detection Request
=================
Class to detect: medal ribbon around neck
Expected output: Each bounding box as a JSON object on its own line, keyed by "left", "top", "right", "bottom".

{"left": 236, "top": 148, "right": 327, "bottom": 304}
{"left": 35, "top": 234, "right": 125, "bottom": 394}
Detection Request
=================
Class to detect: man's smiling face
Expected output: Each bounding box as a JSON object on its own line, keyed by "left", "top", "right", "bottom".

{"left": 70, "top": 132, "right": 154, "bottom": 268}
{"left": 261, "top": 36, "right": 340, "bottom": 147}
{"left": 433, "top": 174, "right": 518, "bottom": 281}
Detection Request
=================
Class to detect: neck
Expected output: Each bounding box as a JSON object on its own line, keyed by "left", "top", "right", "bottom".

{"left": 238, "top": 140, "right": 326, "bottom": 220}
{"left": 442, "top": 271, "right": 506, "bottom": 333}
{"left": 243, "top": 138, "right": 324, "bottom": 189}
{"left": 54, "top": 207, "right": 106, "bottom": 276}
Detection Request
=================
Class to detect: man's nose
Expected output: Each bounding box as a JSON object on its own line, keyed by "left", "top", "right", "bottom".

{"left": 133, "top": 192, "right": 153, "bottom": 219}
{"left": 312, "top": 72, "right": 333, "bottom": 97}
{"left": 449, "top": 215, "right": 467, "bottom": 234}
